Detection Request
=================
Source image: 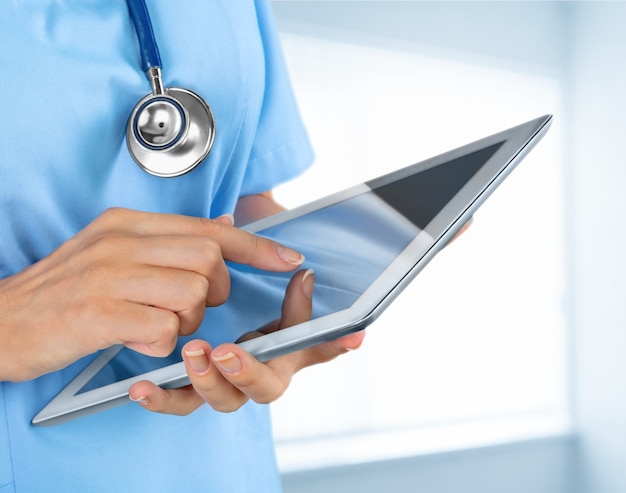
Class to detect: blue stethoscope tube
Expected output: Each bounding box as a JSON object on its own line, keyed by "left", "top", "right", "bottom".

{"left": 125, "top": 0, "right": 216, "bottom": 177}
{"left": 126, "top": 0, "right": 162, "bottom": 73}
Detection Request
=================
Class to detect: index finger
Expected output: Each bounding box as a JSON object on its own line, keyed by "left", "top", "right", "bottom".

{"left": 92, "top": 208, "right": 305, "bottom": 272}
{"left": 212, "top": 222, "right": 305, "bottom": 272}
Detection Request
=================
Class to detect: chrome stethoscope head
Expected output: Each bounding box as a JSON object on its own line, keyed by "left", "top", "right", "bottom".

{"left": 125, "top": 0, "right": 215, "bottom": 177}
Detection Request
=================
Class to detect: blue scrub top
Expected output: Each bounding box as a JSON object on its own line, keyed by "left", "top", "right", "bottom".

{"left": 0, "top": 1, "right": 313, "bottom": 492}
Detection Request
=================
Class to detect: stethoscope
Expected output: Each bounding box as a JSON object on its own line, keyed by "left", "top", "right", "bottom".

{"left": 125, "top": 0, "right": 215, "bottom": 177}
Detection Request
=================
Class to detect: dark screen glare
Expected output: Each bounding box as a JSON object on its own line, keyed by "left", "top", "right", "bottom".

{"left": 369, "top": 142, "right": 503, "bottom": 230}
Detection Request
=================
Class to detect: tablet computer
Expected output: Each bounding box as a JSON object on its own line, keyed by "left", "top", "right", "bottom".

{"left": 33, "top": 114, "right": 552, "bottom": 426}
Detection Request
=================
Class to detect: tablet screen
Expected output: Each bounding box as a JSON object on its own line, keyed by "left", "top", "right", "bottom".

{"left": 78, "top": 141, "right": 503, "bottom": 393}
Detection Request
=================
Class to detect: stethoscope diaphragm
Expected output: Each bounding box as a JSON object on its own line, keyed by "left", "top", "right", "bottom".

{"left": 127, "top": 87, "right": 215, "bottom": 177}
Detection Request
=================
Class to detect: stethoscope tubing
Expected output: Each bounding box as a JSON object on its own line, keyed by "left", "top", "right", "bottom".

{"left": 126, "top": 0, "right": 162, "bottom": 72}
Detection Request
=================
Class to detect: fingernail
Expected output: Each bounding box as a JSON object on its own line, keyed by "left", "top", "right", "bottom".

{"left": 277, "top": 245, "right": 305, "bottom": 266}
{"left": 212, "top": 351, "right": 242, "bottom": 374}
{"left": 184, "top": 347, "right": 211, "bottom": 375}
{"left": 215, "top": 213, "right": 235, "bottom": 226}
{"left": 302, "top": 269, "right": 314, "bottom": 300}
{"left": 129, "top": 394, "right": 149, "bottom": 405}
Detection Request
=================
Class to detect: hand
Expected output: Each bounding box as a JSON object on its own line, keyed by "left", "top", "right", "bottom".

{"left": 0, "top": 208, "right": 305, "bottom": 382}
{"left": 128, "top": 268, "right": 365, "bottom": 414}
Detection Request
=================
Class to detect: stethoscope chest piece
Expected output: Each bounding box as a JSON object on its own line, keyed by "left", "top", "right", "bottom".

{"left": 127, "top": 86, "right": 215, "bottom": 177}
{"left": 125, "top": 0, "right": 216, "bottom": 178}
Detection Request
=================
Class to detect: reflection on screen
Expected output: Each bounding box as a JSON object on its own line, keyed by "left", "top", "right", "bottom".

{"left": 78, "top": 142, "right": 502, "bottom": 393}
{"left": 369, "top": 141, "right": 504, "bottom": 229}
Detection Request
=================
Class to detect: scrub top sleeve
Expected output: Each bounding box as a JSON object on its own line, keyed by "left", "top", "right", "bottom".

{"left": 239, "top": 0, "right": 315, "bottom": 197}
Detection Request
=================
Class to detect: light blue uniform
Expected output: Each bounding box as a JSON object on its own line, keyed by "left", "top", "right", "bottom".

{"left": 0, "top": 1, "right": 313, "bottom": 491}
